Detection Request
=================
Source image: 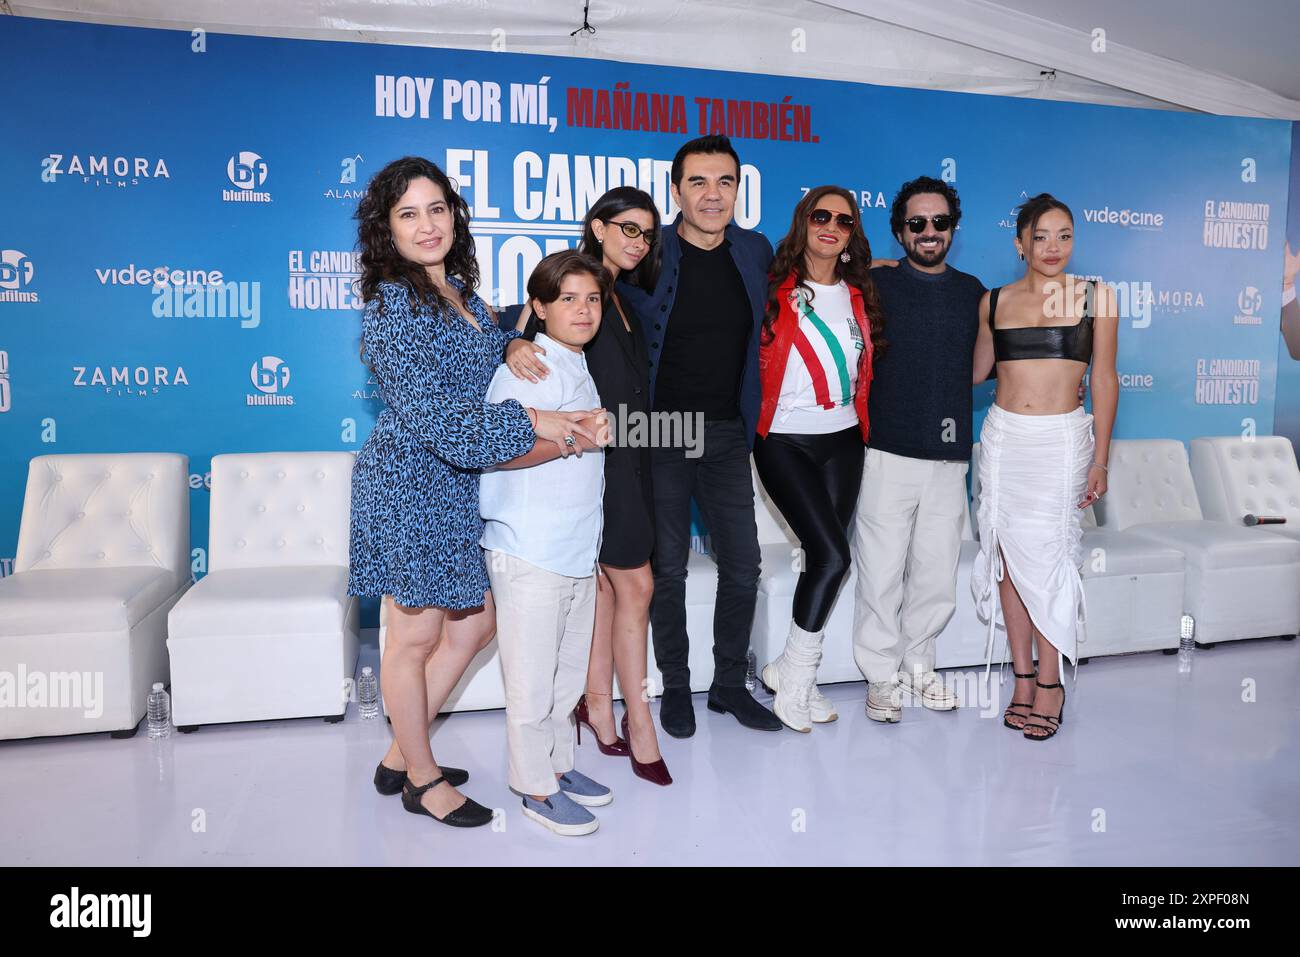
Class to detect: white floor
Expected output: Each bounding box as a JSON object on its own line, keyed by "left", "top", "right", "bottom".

{"left": 2, "top": 635, "right": 1297, "bottom": 866}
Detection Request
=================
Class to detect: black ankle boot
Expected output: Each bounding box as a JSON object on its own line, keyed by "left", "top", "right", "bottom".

{"left": 707, "top": 684, "right": 783, "bottom": 731}
{"left": 658, "top": 687, "right": 696, "bottom": 739}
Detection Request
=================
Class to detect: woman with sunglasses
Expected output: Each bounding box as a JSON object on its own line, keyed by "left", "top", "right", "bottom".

{"left": 754, "top": 186, "right": 885, "bottom": 732}
{"left": 970, "top": 193, "right": 1119, "bottom": 742}
{"left": 500, "top": 186, "right": 672, "bottom": 785}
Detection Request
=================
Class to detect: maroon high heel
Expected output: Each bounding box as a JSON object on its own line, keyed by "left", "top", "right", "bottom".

{"left": 622, "top": 713, "right": 673, "bottom": 786}
{"left": 574, "top": 693, "right": 629, "bottom": 756}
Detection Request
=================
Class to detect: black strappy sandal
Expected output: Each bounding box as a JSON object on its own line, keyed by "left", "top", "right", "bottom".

{"left": 1003, "top": 670, "right": 1037, "bottom": 731}
{"left": 401, "top": 776, "right": 494, "bottom": 828}
{"left": 373, "top": 762, "right": 468, "bottom": 796}
{"left": 1023, "top": 680, "right": 1066, "bottom": 741}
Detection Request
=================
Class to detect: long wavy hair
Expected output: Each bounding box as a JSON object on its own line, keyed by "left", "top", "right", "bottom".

{"left": 764, "top": 185, "right": 886, "bottom": 357}
{"left": 578, "top": 186, "right": 662, "bottom": 293}
{"left": 354, "top": 156, "right": 479, "bottom": 315}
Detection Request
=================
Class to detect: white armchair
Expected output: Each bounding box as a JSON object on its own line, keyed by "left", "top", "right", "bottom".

{"left": 0, "top": 453, "right": 191, "bottom": 740}
{"left": 166, "top": 452, "right": 359, "bottom": 729}
{"left": 1095, "top": 439, "right": 1300, "bottom": 644}
{"left": 1190, "top": 435, "right": 1300, "bottom": 543}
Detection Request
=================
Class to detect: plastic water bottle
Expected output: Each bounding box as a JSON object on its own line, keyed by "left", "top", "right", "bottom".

{"left": 744, "top": 650, "right": 758, "bottom": 693}
{"left": 146, "top": 682, "right": 171, "bottom": 739}
{"left": 1178, "top": 614, "right": 1195, "bottom": 674}
{"left": 358, "top": 666, "right": 380, "bottom": 719}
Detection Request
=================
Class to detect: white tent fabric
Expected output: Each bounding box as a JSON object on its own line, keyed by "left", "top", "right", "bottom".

{"left": 5, "top": 0, "right": 1299, "bottom": 118}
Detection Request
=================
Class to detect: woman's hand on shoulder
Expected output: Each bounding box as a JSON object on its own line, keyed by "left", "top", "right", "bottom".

{"left": 506, "top": 338, "right": 549, "bottom": 382}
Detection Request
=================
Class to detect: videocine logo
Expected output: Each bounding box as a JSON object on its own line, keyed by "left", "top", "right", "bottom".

{"left": 248, "top": 355, "right": 294, "bottom": 406}
{"left": 223, "top": 150, "right": 272, "bottom": 203}
{"left": 1081, "top": 205, "right": 1164, "bottom": 230}
{"left": 0, "top": 249, "right": 38, "bottom": 302}
{"left": 49, "top": 887, "right": 151, "bottom": 937}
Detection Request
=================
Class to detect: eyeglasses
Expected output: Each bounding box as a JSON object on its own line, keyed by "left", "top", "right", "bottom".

{"left": 604, "top": 220, "right": 657, "bottom": 245}
{"left": 904, "top": 214, "right": 954, "bottom": 233}
{"left": 809, "top": 208, "right": 856, "bottom": 232}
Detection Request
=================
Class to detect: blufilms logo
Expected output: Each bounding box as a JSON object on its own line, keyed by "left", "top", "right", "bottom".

{"left": 40, "top": 153, "right": 170, "bottom": 187}
{"left": 0, "top": 349, "right": 9, "bottom": 413}
{"left": 1233, "top": 286, "right": 1263, "bottom": 326}
{"left": 0, "top": 249, "right": 38, "bottom": 303}
{"left": 1081, "top": 205, "right": 1164, "bottom": 230}
{"left": 223, "top": 150, "right": 272, "bottom": 203}
{"left": 248, "top": 356, "right": 295, "bottom": 406}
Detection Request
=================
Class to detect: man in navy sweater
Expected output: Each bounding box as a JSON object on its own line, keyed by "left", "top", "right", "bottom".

{"left": 618, "top": 135, "right": 782, "bottom": 737}
{"left": 853, "top": 176, "right": 987, "bottom": 723}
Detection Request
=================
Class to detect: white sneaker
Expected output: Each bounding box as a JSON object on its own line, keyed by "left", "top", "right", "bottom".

{"left": 808, "top": 684, "right": 838, "bottom": 723}
{"left": 898, "top": 669, "right": 959, "bottom": 710}
{"left": 866, "top": 680, "right": 902, "bottom": 723}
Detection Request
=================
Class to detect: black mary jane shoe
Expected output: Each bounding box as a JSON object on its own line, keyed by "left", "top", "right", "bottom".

{"left": 401, "top": 776, "right": 494, "bottom": 828}
{"left": 374, "top": 762, "right": 469, "bottom": 796}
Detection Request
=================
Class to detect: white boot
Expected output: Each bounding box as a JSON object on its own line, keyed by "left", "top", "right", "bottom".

{"left": 761, "top": 623, "right": 822, "bottom": 733}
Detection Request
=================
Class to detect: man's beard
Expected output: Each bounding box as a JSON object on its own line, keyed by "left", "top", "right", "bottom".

{"left": 905, "top": 237, "right": 948, "bottom": 267}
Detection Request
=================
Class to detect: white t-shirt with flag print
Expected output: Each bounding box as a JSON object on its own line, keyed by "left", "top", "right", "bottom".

{"left": 772, "top": 279, "right": 864, "bottom": 435}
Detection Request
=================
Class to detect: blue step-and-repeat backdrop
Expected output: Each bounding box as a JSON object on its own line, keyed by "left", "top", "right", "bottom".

{"left": 0, "top": 16, "right": 1294, "bottom": 605}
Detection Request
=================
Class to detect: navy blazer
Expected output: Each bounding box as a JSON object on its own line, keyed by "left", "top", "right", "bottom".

{"left": 616, "top": 213, "right": 774, "bottom": 450}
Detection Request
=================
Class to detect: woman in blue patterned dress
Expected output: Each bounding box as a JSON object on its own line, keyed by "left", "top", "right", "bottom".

{"left": 349, "top": 157, "right": 603, "bottom": 828}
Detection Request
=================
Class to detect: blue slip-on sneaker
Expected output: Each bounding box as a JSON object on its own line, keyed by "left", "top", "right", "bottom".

{"left": 557, "top": 769, "right": 613, "bottom": 807}
{"left": 521, "top": 791, "right": 599, "bottom": 836}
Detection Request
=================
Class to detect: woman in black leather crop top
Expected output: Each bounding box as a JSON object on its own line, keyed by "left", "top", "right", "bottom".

{"left": 969, "top": 193, "right": 1118, "bottom": 742}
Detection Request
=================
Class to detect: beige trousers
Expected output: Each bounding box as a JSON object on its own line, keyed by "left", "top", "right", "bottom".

{"left": 851, "top": 448, "right": 969, "bottom": 683}
{"left": 488, "top": 550, "right": 597, "bottom": 797}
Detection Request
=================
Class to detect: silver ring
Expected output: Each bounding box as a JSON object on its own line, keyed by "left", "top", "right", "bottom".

{"left": 564, "top": 435, "right": 576, "bottom": 447}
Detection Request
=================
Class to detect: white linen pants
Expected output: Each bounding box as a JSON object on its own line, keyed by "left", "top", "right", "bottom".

{"left": 851, "top": 448, "right": 969, "bottom": 683}
{"left": 487, "top": 550, "right": 596, "bottom": 797}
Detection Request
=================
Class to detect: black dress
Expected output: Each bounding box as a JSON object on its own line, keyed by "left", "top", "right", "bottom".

{"left": 498, "top": 297, "right": 655, "bottom": 568}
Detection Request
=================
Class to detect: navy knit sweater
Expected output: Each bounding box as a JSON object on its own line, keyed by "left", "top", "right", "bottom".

{"left": 866, "top": 259, "right": 986, "bottom": 461}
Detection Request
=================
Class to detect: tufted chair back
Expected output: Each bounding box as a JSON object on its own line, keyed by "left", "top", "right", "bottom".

{"left": 1190, "top": 436, "right": 1300, "bottom": 527}
{"left": 207, "top": 452, "right": 355, "bottom": 572}
{"left": 15, "top": 453, "right": 190, "bottom": 587}
{"left": 1093, "top": 439, "right": 1203, "bottom": 530}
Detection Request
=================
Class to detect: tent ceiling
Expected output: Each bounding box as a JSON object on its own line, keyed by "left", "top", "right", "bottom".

{"left": 6, "top": 0, "right": 1299, "bottom": 118}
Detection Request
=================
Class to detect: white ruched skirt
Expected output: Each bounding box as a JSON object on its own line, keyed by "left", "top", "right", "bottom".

{"left": 972, "top": 404, "right": 1095, "bottom": 680}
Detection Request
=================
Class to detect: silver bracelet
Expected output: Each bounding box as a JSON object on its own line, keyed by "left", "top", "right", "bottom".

{"left": 1092, "top": 462, "right": 1109, "bottom": 471}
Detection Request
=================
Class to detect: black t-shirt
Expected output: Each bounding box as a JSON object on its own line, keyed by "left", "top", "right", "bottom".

{"left": 866, "top": 259, "right": 986, "bottom": 461}
{"left": 652, "top": 235, "right": 752, "bottom": 420}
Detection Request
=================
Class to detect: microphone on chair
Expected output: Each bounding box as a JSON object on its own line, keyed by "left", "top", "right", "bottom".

{"left": 1243, "top": 514, "right": 1287, "bottom": 526}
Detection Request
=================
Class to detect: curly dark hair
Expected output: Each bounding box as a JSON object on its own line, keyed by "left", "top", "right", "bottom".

{"left": 763, "top": 185, "right": 886, "bottom": 358}
{"left": 888, "top": 176, "right": 963, "bottom": 240}
{"left": 354, "top": 156, "right": 479, "bottom": 315}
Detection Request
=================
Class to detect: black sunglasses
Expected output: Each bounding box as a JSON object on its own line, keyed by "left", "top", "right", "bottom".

{"left": 904, "top": 214, "right": 954, "bottom": 233}
{"left": 604, "top": 220, "right": 657, "bottom": 245}
{"left": 809, "top": 208, "right": 856, "bottom": 231}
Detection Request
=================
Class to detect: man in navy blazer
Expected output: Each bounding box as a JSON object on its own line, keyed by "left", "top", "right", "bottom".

{"left": 617, "top": 135, "right": 781, "bottom": 736}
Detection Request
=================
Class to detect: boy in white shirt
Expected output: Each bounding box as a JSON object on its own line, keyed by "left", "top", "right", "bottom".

{"left": 481, "top": 250, "right": 612, "bottom": 835}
